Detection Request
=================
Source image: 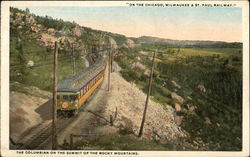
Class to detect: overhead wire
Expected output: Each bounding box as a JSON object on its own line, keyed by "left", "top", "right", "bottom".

{"left": 10, "top": 57, "right": 73, "bottom": 70}
{"left": 10, "top": 47, "right": 110, "bottom": 70}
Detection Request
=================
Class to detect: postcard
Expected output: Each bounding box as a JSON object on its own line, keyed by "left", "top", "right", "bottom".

{"left": 1, "top": 1, "right": 249, "bottom": 157}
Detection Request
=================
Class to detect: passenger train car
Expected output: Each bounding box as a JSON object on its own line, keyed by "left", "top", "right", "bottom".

{"left": 57, "top": 53, "right": 106, "bottom": 116}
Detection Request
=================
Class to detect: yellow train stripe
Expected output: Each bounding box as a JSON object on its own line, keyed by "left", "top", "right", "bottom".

{"left": 77, "top": 76, "right": 104, "bottom": 108}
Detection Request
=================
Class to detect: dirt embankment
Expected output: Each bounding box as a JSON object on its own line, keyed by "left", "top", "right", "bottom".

{"left": 10, "top": 89, "right": 51, "bottom": 141}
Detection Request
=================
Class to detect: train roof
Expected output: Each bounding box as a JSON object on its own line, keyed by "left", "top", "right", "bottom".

{"left": 57, "top": 54, "right": 106, "bottom": 93}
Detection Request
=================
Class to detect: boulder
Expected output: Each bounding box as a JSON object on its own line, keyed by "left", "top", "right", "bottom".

{"left": 15, "top": 13, "right": 25, "bottom": 24}
{"left": 31, "top": 26, "right": 39, "bottom": 33}
{"left": 39, "top": 33, "right": 59, "bottom": 48}
{"left": 174, "top": 103, "right": 181, "bottom": 112}
{"left": 121, "top": 43, "right": 128, "bottom": 48}
{"left": 135, "top": 56, "right": 141, "bottom": 61}
{"left": 171, "top": 92, "right": 185, "bottom": 104}
{"left": 37, "top": 24, "right": 42, "bottom": 28}
{"left": 174, "top": 116, "right": 182, "bottom": 126}
{"left": 144, "top": 69, "right": 150, "bottom": 77}
{"left": 25, "top": 16, "right": 36, "bottom": 25}
{"left": 132, "top": 62, "right": 146, "bottom": 71}
{"left": 170, "top": 80, "right": 181, "bottom": 89}
{"left": 121, "top": 116, "right": 133, "bottom": 129}
{"left": 204, "top": 117, "right": 212, "bottom": 125}
{"left": 126, "top": 39, "right": 135, "bottom": 48}
{"left": 73, "top": 25, "right": 81, "bottom": 37}
{"left": 197, "top": 84, "right": 206, "bottom": 93}
{"left": 27, "top": 60, "right": 34, "bottom": 67}
{"left": 187, "top": 105, "right": 196, "bottom": 115}
{"left": 109, "top": 37, "right": 118, "bottom": 49}
{"left": 112, "top": 61, "right": 122, "bottom": 73}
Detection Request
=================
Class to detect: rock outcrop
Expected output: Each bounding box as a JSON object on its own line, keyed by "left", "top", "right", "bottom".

{"left": 197, "top": 85, "right": 206, "bottom": 93}
{"left": 73, "top": 25, "right": 82, "bottom": 37}
{"left": 131, "top": 62, "right": 150, "bottom": 76}
{"left": 109, "top": 37, "right": 118, "bottom": 49}
{"left": 126, "top": 39, "right": 135, "bottom": 48}
{"left": 171, "top": 92, "right": 185, "bottom": 104}
{"left": 170, "top": 80, "right": 181, "bottom": 89}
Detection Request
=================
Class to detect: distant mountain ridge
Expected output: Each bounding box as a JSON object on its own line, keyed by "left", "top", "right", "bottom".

{"left": 138, "top": 36, "right": 242, "bottom": 48}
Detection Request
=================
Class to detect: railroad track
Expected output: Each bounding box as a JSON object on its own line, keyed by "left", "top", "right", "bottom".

{"left": 16, "top": 116, "right": 76, "bottom": 150}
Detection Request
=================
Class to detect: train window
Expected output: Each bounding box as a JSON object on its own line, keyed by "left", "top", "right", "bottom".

{"left": 80, "top": 89, "right": 83, "bottom": 96}
{"left": 63, "top": 95, "right": 68, "bottom": 100}
{"left": 70, "top": 95, "right": 77, "bottom": 101}
{"left": 83, "top": 87, "right": 87, "bottom": 93}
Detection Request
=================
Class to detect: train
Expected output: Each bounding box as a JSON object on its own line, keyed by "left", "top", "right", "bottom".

{"left": 57, "top": 52, "right": 106, "bottom": 117}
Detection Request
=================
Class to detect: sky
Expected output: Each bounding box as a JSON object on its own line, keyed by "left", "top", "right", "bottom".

{"left": 16, "top": 6, "right": 242, "bottom": 42}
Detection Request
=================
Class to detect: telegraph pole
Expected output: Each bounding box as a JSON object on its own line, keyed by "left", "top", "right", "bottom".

{"left": 108, "top": 45, "right": 111, "bottom": 92}
{"left": 52, "top": 41, "right": 58, "bottom": 149}
{"left": 111, "top": 44, "right": 113, "bottom": 73}
{"left": 72, "top": 43, "right": 76, "bottom": 75}
{"left": 138, "top": 50, "right": 156, "bottom": 137}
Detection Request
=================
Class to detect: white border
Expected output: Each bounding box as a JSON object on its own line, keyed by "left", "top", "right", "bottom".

{"left": 1, "top": 1, "right": 249, "bottom": 157}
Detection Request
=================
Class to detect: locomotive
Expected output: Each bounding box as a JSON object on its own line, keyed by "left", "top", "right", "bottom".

{"left": 57, "top": 53, "right": 106, "bottom": 117}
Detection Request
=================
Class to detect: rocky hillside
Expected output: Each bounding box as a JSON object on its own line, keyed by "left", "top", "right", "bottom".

{"left": 9, "top": 7, "right": 138, "bottom": 92}
{"left": 104, "top": 70, "right": 187, "bottom": 142}
{"left": 10, "top": 7, "right": 137, "bottom": 53}
{"left": 10, "top": 8, "right": 104, "bottom": 51}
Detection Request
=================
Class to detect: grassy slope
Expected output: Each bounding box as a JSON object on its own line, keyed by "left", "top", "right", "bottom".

{"left": 73, "top": 134, "right": 167, "bottom": 150}
{"left": 179, "top": 48, "right": 242, "bottom": 56}
{"left": 10, "top": 27, "right": 85, "bottom": 91}
{"left": 115, "top": 46, "right": 242, "bottom": 151}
